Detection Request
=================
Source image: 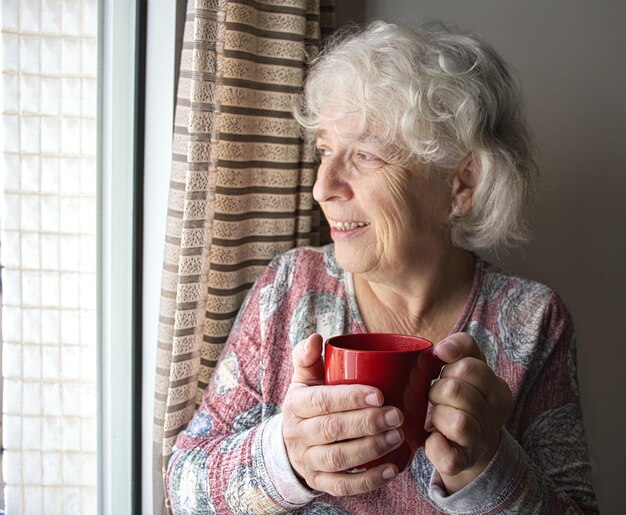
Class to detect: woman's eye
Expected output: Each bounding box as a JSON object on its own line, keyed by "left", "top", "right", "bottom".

{"left": 355, "top": 151, "right": 382, "bottom": 164}
{"left": 315, "top": 147, "right": 331, "bottom": 161}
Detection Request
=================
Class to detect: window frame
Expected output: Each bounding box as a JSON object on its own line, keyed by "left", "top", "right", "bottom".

{"left": 97, "top": 0, "right": 145, "bottom": 513}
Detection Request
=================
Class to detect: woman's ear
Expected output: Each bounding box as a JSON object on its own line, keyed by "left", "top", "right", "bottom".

{"left": 450, "top": 153, "right": 480, "bottom": 218}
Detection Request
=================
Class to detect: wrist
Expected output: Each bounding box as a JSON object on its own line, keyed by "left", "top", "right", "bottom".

{"left": 260, "top": 413, "right": 321, "bottom": 506}
{"left": 438, "top": 435, "right": 501, "bottom": 494}
{"left": 428, "top": 430, "right": 523, "bottom": 513}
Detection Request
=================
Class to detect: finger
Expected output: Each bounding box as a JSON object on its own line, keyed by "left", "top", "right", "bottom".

{"left": 429, "top": 376, "right": 489, "bottom": 416}
{"left": 304, "top": 429, "right": 404, "bottom": 472}
{"left": 430, "top": 404, "right": 483, "bottom": 449}
{"left": 297, "top": 407, "right": 403, "bottom": 445}
{"left": 439, "top": 358, "right": 511, "bottom": 407}
{"left": 307, "top": 464, "right": 398, "bottom": 497}
{"left": 434, "top": 332, "right": 484, "bottom": 364}
{"left": 291, "top": 334, "right": 325, "bottom": 386}
{"left": 425, "top": 430, "right": 469, "bottom": 478}
{"left": 288, "top": 384, "right": 383, "bottom": 418}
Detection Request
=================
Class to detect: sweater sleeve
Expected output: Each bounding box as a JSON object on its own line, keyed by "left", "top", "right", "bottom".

{"left": 165, "top": 259, "right": 309, "bottom": 514}
{"left": 429, "top": 292, "right": 598, "bottom": 514}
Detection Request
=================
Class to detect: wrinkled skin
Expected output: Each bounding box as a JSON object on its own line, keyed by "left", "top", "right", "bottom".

{"left": 282, "top": 333, "right": 513, "bottom": 496}
{"left": 426, "top": 332, "right": 513, "bottom": 493}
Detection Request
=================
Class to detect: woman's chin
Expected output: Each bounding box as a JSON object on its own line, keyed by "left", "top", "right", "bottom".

{"left": 334, "top": 248, "right": 370, "bottom": 276}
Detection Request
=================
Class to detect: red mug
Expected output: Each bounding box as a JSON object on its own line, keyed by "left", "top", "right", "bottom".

{"left": 324, "top": 333, "right": 444, "bottom": 472}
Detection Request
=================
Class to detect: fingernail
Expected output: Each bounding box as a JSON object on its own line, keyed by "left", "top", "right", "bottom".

{"left": 436, "top": 339, "right": 460, "bottom": 360}
{"left": 365, "top": 393, "right": 381, "bottom": 406}
{"left": 382, "top": 467, "right": 396, "bottom": 480}
{"left": 384, "top": 409, "right": 400, "bottom": 427}
{"left": 385, "top": 429, "right": 401, "bottom": 445}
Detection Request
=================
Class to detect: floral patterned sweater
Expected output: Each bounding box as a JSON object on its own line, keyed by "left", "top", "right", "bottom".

{"left": 166, "top": 245, "right": 597, "bottom": 514}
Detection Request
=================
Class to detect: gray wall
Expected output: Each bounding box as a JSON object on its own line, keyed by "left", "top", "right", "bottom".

{"left": 339, "top": 1, "right": 625, "bottom": 512}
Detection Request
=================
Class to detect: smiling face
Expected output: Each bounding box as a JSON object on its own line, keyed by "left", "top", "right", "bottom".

{"left": 313, "top": 110, "right": 455, "bottom": 284}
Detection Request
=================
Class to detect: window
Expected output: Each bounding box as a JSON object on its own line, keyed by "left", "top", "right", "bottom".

{"left": 1, "top": 1, "right": 98, "bottom": 512}
{"left": 1, "top": 0, "right": 140, "bottom": 513}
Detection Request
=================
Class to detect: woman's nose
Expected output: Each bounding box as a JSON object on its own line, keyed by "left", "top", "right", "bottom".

{"left": 312, "top": 156, "right": 352, "bottom": 203}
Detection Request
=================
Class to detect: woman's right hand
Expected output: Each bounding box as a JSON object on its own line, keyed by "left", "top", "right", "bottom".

{"left": 281, "top": 334, "right": 405, "bottom": 496}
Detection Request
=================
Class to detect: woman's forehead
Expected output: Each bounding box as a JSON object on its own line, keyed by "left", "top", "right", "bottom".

{"left": 317, "top": 111, "right": 377, "bottom": 142}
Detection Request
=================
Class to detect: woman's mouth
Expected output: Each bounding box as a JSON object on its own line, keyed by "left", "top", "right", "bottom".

{"left": 328, "top": 219, "right": 370, "bottom": 232}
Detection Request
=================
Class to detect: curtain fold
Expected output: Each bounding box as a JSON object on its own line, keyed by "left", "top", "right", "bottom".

{"left": 152, "top": 0, "right": 334, "bottom": 511}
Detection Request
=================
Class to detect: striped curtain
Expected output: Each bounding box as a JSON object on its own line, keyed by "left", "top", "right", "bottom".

{"left": 152, "top": 0, "right": 334, "bottom": 512}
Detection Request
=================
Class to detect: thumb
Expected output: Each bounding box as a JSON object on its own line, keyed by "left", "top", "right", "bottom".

{"left": 434, "top": 332, "right": 484, "bottom": 364}
{"left": 291, "top": 333, "right": 324, "bottom": 386}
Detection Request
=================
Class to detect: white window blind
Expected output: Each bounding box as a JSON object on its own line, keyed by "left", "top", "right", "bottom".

{"left": 1, "top": 1, "right": 98, "bottom": 513}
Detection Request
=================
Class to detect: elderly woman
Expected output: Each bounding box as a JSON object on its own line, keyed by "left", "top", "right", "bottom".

{"left": 166, "top": 21, "right": 597, "bottom": 514}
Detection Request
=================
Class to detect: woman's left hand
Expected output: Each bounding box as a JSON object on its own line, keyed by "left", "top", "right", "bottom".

{"left": 426, "top": 332, "right": 513, "bottom": 493}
